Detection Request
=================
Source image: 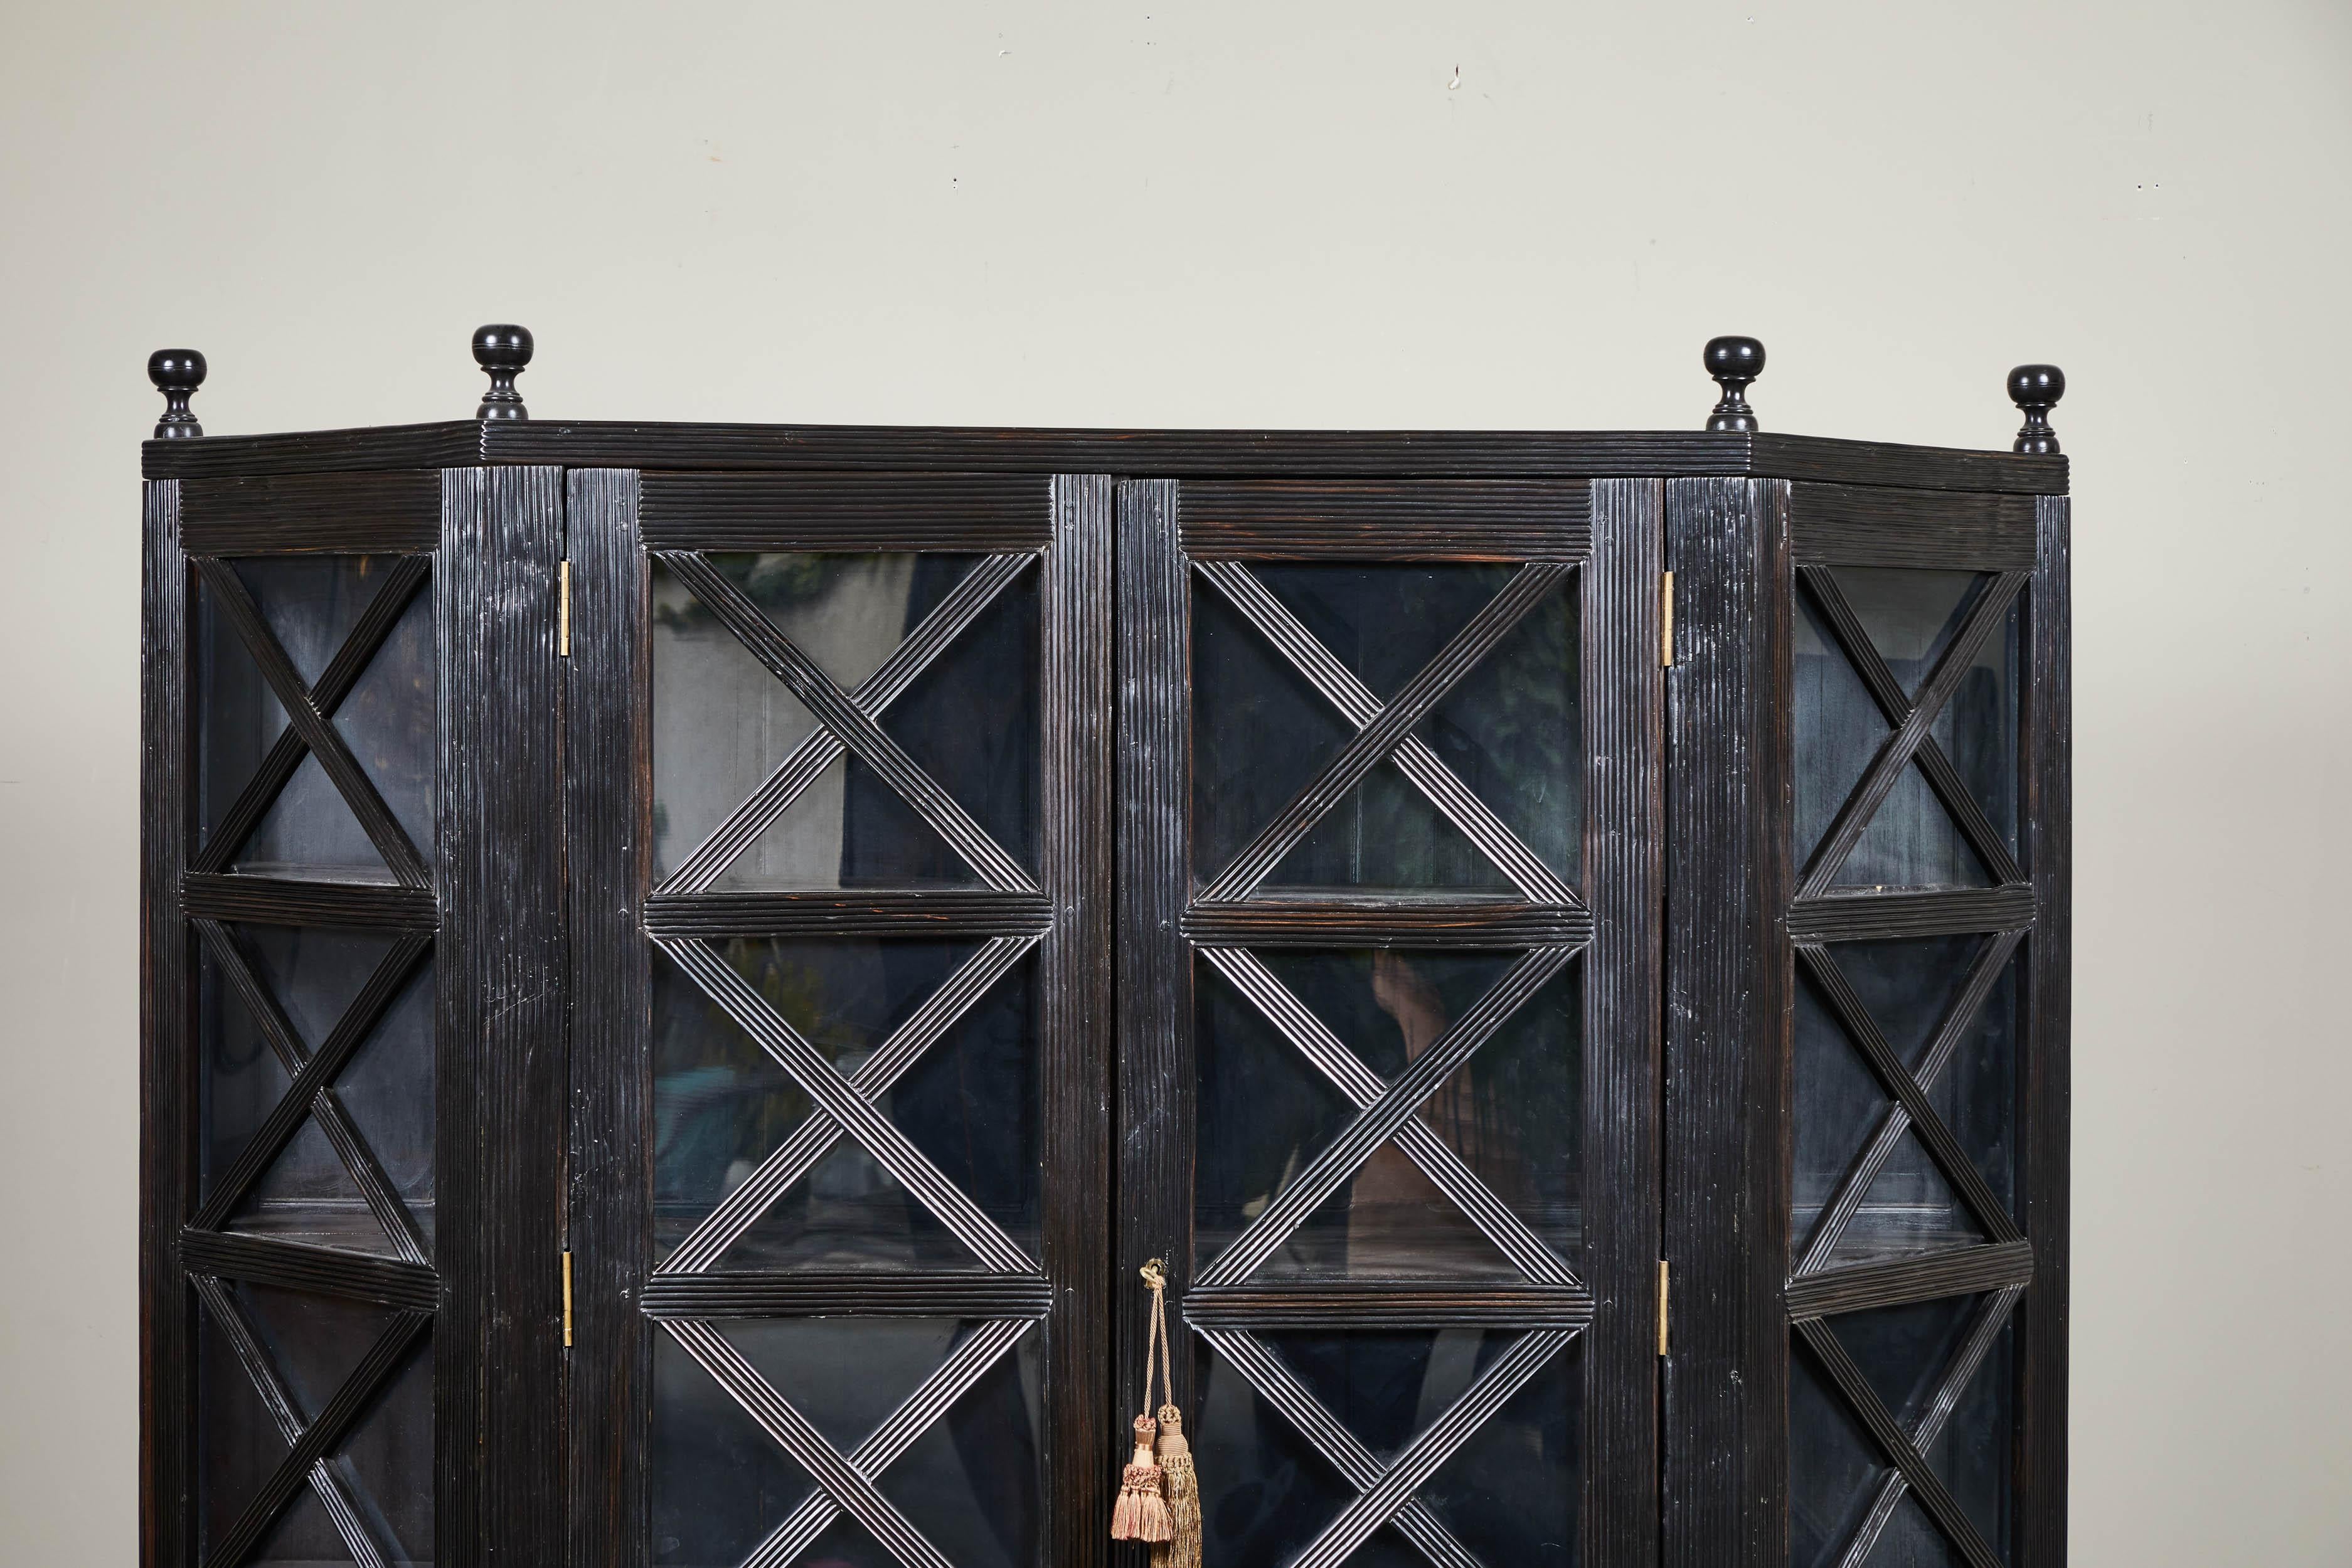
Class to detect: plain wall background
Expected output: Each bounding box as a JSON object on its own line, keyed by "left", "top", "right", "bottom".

{"left": 3, "top": 1, "right": 2346, "bottom": 1561}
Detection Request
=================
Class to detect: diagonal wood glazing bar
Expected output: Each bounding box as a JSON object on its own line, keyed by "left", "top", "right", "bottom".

{"left": 1195, "top": 561, "right": 1581, "bottom": 907}
{"left": 1200, "top": 945, "right": 1580, "bottom": 1286}
{"left": 1201, "top": 564, "right": 1573, "bottom": 903}
{"left": 1794, "top": 930, "right": 2025, "bottom": 1277}
{"left": 1827, "top": 1286, "right": 2023, "bottom": 1568}
{"left": 661, "top": 551, "right": 1038, "bottom": 894}
{"left": 191, "top": 1273, "right": 400, "bottom": 1568}
{"left": 660, "top": 936, "right": 1037, "bottom": 1273}
{"left": 191, "top": 557, "right": 430, "bottom": 887}
{"left": 661, "top": 552, "right": 1038, "bottom": 895}
{"left": 1201, "top": 1327, "right": 1487, "bottom": 1568}
{"left": 663, "top": 1319, "right": 957, "bottom": 1568}
{"left": 1198, "top": 945, "right": 1576, "bottom": 1285}
{"left": 1797, "top": 568, "right": 2024, "bottom": 888}
{"left": 657, "top": 934, "right": 1039, "bottom": 1274}
{"left": 1288, "top": 1327, "right": 1576, "bottom": 1568}
{"left": 736, "top": 1318, "right": 1035, "bottom": 1568}
{"left": 192, "top": 554, "right": 430, "bottom": 877}
{"left": 1797, "top": 571, "right": 2029, "bottom": 898}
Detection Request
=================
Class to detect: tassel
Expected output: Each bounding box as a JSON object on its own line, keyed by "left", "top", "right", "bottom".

{"left": 1110, "top": 1414, "right": 1174, "bottom": 1542}
{"left": 1150, "top": 1404, "right": 1203, "bottom": 1568}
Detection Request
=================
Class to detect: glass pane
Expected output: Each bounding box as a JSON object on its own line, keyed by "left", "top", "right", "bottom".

{"left": 198, "top": 556, "right": 434, "bottom": 882}
{"left": 1925, "top": 1314, "right": 2014, "bottom": 1554}
{"left": 1826, "top": 568, "right": 1978, "bottom": 701}
{"left": 1794, "top": 940, "right": 2017, "bottom": 1266}
{"left": 1194, "top": 563, "right": 1566, "bottom": 895}
{"left": 1790, "top": 1346, "right": 1890, "bottom": 1568}
{"left": 1827, "top": 1295, "right": 1981, "bottom": 1433}
{"left": 1795, "top": 571, "right": 2016, "bottom": 890}
{"left": 1866, "top": 1495, "right": 1963, "bottom": 1568}
{"left": 1267, "top": 764, "right": 1514, "bottom": 894}
{"left": 654, "top": 940, "right": 1038, "bottom": 1271}
{"left": 336, "top": 1334, "right": 434, "bottom": 1567}
{"left": 652, "top": 1322, "right": 1042, "bottom": 1568}
{"left": 198, "top": 1285, "right": 428, "bottom": 1567}
{"left": 1201, "top": 950, "right": 1574, "bottom": 1281}
{"left": 708, "top": 552, "right": 984, "bottom": 692}
{"left": 1420, "top": 1334, "right": 1580, "bottom": 1565}
{"left": 1194, "top": 1338, "right": 1360, "bottom": 1567}
{"left": 205, "top": 930, "right": 434, "bottom": 1259}
{"left": 652, "top": 1330, "right": 814, "bottom": 1568}
{"left": 720, "top": 563, "right": 1038, "bottom": 890}
{"left": 653, "top": 553, "right": 1029, "bottom": 890}
{"left": 1416, "top": 574, "right": 1580, "bottom": 881}
{"left": 651, "top": 559, "right": 827, "bottom": 879}
{"left": 331, "top": 585, "right": 435, "bottom": 858}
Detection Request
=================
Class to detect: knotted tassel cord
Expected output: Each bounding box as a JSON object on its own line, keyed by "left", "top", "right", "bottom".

{"left": 1144, "top": 1262, "right": 1203, "bottom": 1568}
{"left": 1110, "top": 1260, "right": 1174, "bottom": 1544}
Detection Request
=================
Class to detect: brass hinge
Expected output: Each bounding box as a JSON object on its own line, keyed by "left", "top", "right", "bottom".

{"left": 1658, "top": 1259, "right": 1670, "bottom": 1356}
{"left": 561, "top": 1249, "right": 574, "bottom": 1347}
{"left": 1660, "top": 571, "right": 1675, "bottom": 667}
{"left": 557, "top": 560, "right": 572, "bottom": 657}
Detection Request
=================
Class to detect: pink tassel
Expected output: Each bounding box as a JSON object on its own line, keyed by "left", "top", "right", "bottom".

{"left": 1110, "top": 1415, "right": 1174, "bottom": 1542}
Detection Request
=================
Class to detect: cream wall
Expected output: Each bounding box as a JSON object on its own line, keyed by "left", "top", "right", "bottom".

{"left": 3, "top": 1, "right": 2346, "bottom": 1562}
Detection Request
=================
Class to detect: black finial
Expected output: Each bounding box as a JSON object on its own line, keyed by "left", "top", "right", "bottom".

{"left": 1703, "top": 336, "right": 1765, "bottom": 432}
{"left": 472, "top": 324, "right": 533, "bottom": 420}
{"left": 2007, "top": 364, "right": 2065, "bottom": 455}
{"left": 149, "top": 349, "right": 206, "bottom": 439}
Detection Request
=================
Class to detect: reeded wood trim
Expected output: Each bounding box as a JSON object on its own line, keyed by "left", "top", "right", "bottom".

{"left": 1784, "top": 1241, "right": 2035, "bottom": 1320}
{"left": 563, "top": 470, "right": 651, "bottom": 1568}
{"left": 1785, "top": 887, "right": 2035, "bottom": 941}
{"left": 1114, "top": 479, "right": 1195, "bottom": 1423}
{"left": 180, "top": 872, "right": 439, "bottom": 930}
{"left": 1582, "top": 478, "right": 1664, "bottom": 1564}
{"left": 1183, "top": 899, "right": 1592, "bottom": 948}
{"left": 2019, "top": 495, "right": 2073, "bottom": 1566}
{"left": 141, "top": 478, "right": 193, "bottom": 1568}
{"left": 1039, "top": 475, "right": 1114, "bottom": 1568}
{"left": 1789, "top": 482, "right": 2038, "bottom": 569}
{"left": 179, "top": 470, "right": 440, "bottom": 554}
{"left": 1662, "top": 477, "right": 1791, "bottom": 1568}
{"left": 643, "top": 889, "right": 1051, "bottom": 938}
{"left": 437, "top": 465, "right": 568, "bottom": 1567}
{"left": 146, "top": 421, "right": 2068, "bottom": 493}
{"left": 179, "top": 1229, "right": 442, "bottom": 1313}
{"left": 638, "top": 472, "right": 1053, "bottom": 551}
{"left": 640, "top": 1274, "right": 1053, "bottom": 1320}
{"left": 1178, "top": 479, "right": 1590, "bottom": 560}
{"left": 1183, "top": 1284, "right": 1594, "bottom": 1329}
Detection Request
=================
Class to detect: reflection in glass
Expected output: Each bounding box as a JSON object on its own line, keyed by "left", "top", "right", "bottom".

{"left": 198, "top": 556, "right": 434, "bottom": 881}
{"left": 1791, "top": 1347, "right": 1886, "bottom": 1568}
{"left": 650, "top": 554, "right": 1037, "bottom": 889}
{"left": 1792, "top": 939, "right": 2016, "bottom": 1266}
{"left": 1925, "top": 1313, "right": 2014, "bottom": 1552}
{"left": 198, "top": 1285, "right": 431, "bottom": 1565}
{"left": 202, "top": 926, "right": 435, "bottom": 1256}
{"left": 1194, "top": 565, "right": 1578, "bottom": 894}
{"left": 652, "top": 940, "right": 1038, "bottom": 1271}
{"left": 652, "top": 1320, "right": 1041, "bottom": 1568}
{"left": 1793, "top": 569, "right": 2016, "bottom": 889}
{"left": 1196, "top": 950, "right": 1578, "bottom": 1280}
{"left": 1194, "top": 1331, "right": 1577, "bottom": 1567}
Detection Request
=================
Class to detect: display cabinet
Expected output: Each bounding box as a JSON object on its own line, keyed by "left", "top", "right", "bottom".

{"left": 139, "top": 332, "right": 2070, "bottom": 1568}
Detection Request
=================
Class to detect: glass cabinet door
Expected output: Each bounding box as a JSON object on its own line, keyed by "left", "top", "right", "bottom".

{"left": 565, "top": 472, "right": 1110, "bottom": 1568}
{"left": 1118, "top": 478, "right": 1665, "bottom": 1568}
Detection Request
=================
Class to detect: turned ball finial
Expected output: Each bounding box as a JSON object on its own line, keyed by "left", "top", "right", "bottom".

{"left": 148, "top": 349, "right": 206, "bottom": 439}
{"left": 1703, "top": 336, "right": 1765, "bottom": 432}
{"left": 2007, "top": 363, "right": 2065, "bottom": 455}
{"left": 472, "top": 324, "right": 534, "bottom": 420}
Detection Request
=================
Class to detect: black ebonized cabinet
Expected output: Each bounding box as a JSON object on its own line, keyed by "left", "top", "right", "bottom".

{"left": 140, "top": 334, "right": 2071, "bottom": 1568}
